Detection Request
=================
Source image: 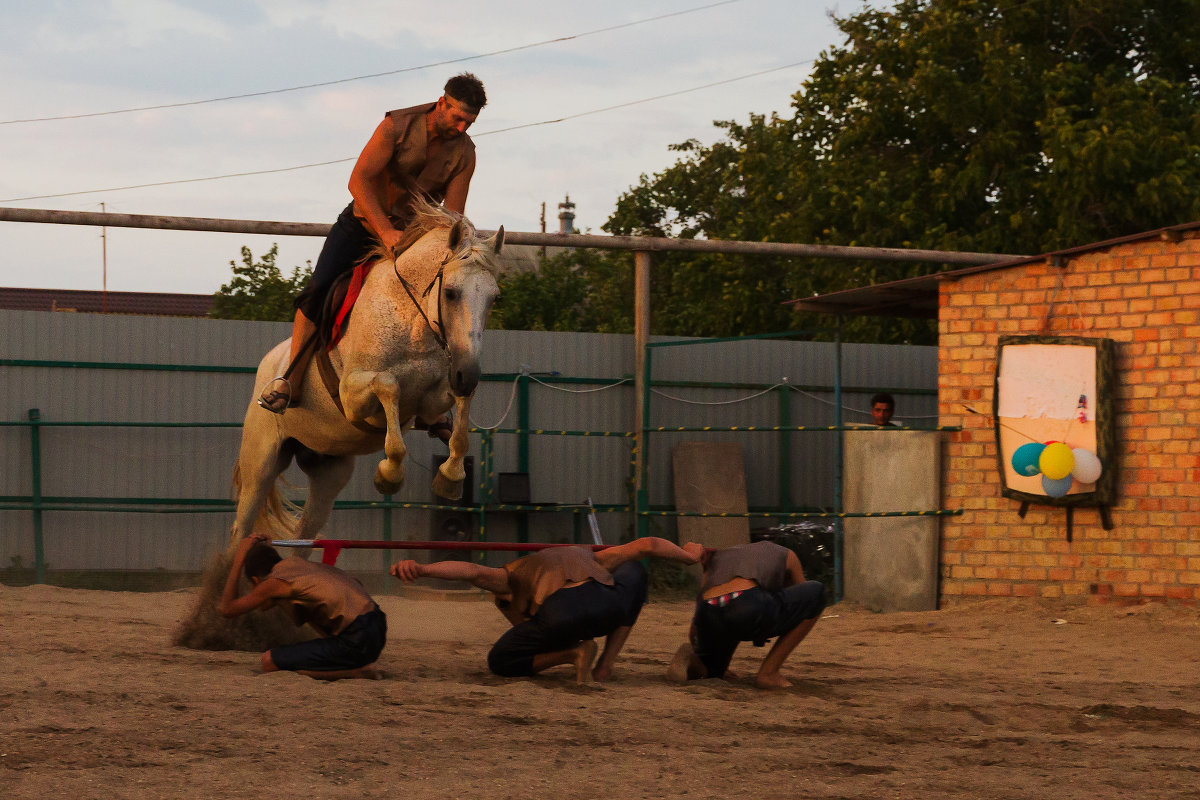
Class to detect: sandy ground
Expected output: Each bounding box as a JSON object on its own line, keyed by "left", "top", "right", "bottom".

{"left": 1, "top": 584, "right": 1198, "bottom": 800}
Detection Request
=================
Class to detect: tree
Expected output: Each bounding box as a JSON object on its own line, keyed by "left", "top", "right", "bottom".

{"left": 593, "top": 0, "right": 1200, "bottom": 342}
{"left": 490, "top": 247, "right": 635, "bottom": 333}
{"left": 210, "top": 244, "right": 312, "bottom": 321}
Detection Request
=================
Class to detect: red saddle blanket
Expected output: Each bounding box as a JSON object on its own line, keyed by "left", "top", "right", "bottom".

{"left": 328, "top": 260, "right": 376, "bottom": 347}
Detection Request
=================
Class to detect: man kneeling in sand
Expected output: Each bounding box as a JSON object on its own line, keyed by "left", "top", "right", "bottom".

{"left": 391, "top": 537, "right": 704, "bottom": 682}
{"left": 667, "top": 539, "right": 825, "bottom": 689}
{"left": 219, "top": 533, "right": 387, "bottom": 680}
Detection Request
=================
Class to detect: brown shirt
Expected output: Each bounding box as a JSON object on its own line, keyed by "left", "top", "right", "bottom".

{"left": 701, "top": 541, "right": 790, "bottom": 595}
{"left": 354, "top": 102, "right": 476, "bottom": 228}
{"left": 503, "top": 547, "right": 614, "bottom": 620}
{"left": 269, "top": 557, "right": 376, "bottom": 637}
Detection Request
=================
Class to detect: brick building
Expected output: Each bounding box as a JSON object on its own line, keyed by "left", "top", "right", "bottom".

{"left": 794, "top": 221, "right": 1200, "bottom": 605}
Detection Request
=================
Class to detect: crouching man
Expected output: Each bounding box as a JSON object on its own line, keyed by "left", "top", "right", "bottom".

{"left": 668, "top": 539, "right": 825, "bottom": 689}
{"left": 391, "top": 537, "right": 704, "bottom": 683}
{"left": 219, "top": 533, "right": 387, "bottom": 680}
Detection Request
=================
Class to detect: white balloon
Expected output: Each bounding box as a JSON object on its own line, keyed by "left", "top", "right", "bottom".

{"left": 1071, "top": 448, "right": 1103, "bottom": 484}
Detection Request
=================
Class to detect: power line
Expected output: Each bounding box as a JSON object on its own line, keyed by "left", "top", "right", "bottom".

{"left": 0, "top": 0, "right": 740, "bottom": 126}
{"left": 0, "top": 61, "right": 810, "bottom": 203}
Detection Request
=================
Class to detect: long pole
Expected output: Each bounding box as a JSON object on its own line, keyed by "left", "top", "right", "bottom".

{"left": 634, "top": 251, "right": 651, "bottom": 538}
{"left": 100, "top": 202, "right": 107, "bottom": 313}
{"left": 0, "top": 206, "right": 1016, "bottom": 265}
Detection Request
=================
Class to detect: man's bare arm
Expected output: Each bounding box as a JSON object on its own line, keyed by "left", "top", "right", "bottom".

{"left": 784, "top": 550, "right": 807, "bottom": 586}
{"left": 441, "top": 153, "right": 475, "bottom": 215}
{"left": 218, "top": 534, "right": 290, "bottom": 617}
{"left": 594, "top": 537, "right": 704, "bottom": 572}
{"left": 390, "top": 559, "right": 510, "bottom": 594}
{"left": 348, "top": 116, "right": 404, "bottom": 253}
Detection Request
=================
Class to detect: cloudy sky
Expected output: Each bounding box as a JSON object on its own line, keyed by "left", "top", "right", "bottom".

{"left": 0, "top": 0, "right": 859, "bottom": 295}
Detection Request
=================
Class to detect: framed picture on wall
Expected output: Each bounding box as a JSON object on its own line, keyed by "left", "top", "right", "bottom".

{"left": 993, "top": 335, "right": 1117, "bottom": 508}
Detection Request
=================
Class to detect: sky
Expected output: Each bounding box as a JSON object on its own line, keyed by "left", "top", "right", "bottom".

{"left": 0, "top": 0, "right": 859, "bottom": 295}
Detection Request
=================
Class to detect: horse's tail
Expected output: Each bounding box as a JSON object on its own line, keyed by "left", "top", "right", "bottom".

{"left": 231, "top": 462, "right": 302, "bottom": 540}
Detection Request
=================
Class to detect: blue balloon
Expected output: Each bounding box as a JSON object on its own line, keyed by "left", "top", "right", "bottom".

{"left": 1012, "top": 442, "right": 1045, "bottom": 476}
{"left": 1041, "top": 473, "right": 1074, "bottom": 498}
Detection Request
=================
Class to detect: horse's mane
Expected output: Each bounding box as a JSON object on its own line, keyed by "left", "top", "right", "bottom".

{"left": 366, "top": 197, "right": 476, "bottom": 265}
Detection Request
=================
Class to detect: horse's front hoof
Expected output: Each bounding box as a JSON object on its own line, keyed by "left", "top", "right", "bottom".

{"left": 374, "top": 461, "right": 405, "bottom": 495}
{"left": 431, "top": 472, "right": 464, "bottom": 501}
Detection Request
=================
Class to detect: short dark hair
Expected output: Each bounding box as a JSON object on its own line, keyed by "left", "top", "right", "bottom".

{"left": 870, "top": 392, "right": 895, "bottom": 410}
{"left": 243, "top": 542, "right": 282, "bottom": 580}
{"left": 444, "top": 72, "right": 486, "bottom": 111}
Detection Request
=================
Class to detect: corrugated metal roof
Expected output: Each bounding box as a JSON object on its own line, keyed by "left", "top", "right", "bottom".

{"left": 786, "top": 219, "right": 1200, "bottom": 318}
{"left": 0, "top": 287, "right": 213, "bottom": 317}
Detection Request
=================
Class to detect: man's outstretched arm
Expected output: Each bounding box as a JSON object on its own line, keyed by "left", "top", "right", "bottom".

{"left": 594, "top": 537, "right": 704, "bottom": 573}
{"left": 390, "top": 559, "right": 511, "bottom": 595}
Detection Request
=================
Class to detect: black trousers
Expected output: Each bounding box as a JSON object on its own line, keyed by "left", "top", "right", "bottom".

{"left": 294, "top": 202, "right": 377, "bottom": 321}
{"left": 488, "top": 561, "right": 648, "bottom": 677}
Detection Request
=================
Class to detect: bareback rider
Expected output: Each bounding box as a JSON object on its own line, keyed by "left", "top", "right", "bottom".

{"left": 258, "top": 73, "right": 487, "bottom": 416}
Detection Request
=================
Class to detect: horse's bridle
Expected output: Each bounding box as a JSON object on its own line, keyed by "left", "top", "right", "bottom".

{"left": 393, "top": 249, "right": 454, "bottom": 352}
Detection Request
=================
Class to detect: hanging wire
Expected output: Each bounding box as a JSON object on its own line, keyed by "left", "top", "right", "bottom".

{"left": 0, "top": 1, "right": 742, "bottom": 126}
{"left": 468, "top": 374, "right": 522, "bottom": 430}
{"left": 529, "top": 375, "right": 631, "bottom": 393}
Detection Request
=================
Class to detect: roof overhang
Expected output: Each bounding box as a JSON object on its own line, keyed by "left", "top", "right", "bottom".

{"left": 785, "top": 220, "right": 1200, "bottom": 319}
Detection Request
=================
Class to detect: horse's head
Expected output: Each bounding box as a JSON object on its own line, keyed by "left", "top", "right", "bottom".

{"left": 438, "top": 220, "right": 503, "bottom": 396}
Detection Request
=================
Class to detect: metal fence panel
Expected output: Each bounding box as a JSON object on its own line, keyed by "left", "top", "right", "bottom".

{"left": 0, "top": 310, "right": 936, "bottom": 575}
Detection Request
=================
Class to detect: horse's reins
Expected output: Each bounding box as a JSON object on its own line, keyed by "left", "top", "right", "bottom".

{"left": 393, "top": 248, "right": 454, "bottom": 351}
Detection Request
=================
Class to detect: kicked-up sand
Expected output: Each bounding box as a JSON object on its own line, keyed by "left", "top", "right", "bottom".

{"left": 1, "top": 583, "right": 1198, "bottom": 800}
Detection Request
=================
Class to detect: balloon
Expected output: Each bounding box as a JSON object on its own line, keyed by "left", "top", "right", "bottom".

{"left": 1011, "top": 443, "right": 1045, "bottom": 476}
{"left": 1071, "top": 448, "right": 1102, "bottom": 483}
{"left": 1039, "top": 442, "right": 1075, "bottom": 480}
{"left": 1041, "top": 473, "right": 1074, "bottom": 498}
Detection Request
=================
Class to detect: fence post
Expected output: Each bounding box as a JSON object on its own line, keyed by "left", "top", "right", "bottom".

{"left": 517, "top": 372, "right": 530, "bottom": 543}
{"left": 833, "top": 321, "right": 845, "bottom": 602}
{"left": 777, "top": 384, "right": 792, "bottom": 521}
{"left": 28, "top": 408, "right": 46, "bottom": 584}
{"left": 634, "top": 251, "right": 651, "bottom": 538}
{"left": 479, "top": 429, "right": 493, "bottom": 556}
{"left": 381, "top": 493, "right": 393, "bottom": 571}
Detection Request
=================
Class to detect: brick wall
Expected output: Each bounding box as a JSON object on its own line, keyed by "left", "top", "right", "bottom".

{"left": 939, "top": 232, "right": 1200, "bottom": 604}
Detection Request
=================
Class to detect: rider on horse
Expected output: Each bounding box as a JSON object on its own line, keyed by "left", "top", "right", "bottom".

{"left": 258, "top": 73, "right": 487, "bottom": 419}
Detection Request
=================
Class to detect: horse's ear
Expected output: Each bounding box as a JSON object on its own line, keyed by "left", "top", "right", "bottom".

{"left": 492, "top": 226, "right": 505, "bottom": 255}
{"left": 448, "top": 220, "right": 465, "bottom": 252}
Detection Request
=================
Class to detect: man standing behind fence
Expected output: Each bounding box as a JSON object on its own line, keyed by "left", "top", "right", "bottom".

{"left": 391, "top": 538, "right": 704, "bottom": 683}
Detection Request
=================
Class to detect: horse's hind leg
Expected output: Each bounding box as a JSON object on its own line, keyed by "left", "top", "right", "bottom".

{"left": 432, "top": 394, "right": 472, "bottom": 501}
{"left": 294, "top": 449, "right": 355, "bottom": 539}
{"left": 342, "top": 370, "right": 408, "bottom": 495}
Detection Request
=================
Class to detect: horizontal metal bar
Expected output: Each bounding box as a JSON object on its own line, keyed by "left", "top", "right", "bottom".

{"left": 0, "top": 206, "right": 330, "bottom": 237}
{"left": 0, "top": 206, "right": 1016, "bottom": 264}
{"left": 0, "top": 358, "right": 256, "bottom": 373}
{"left": 647, "top": 425, "right": 960, "bottom": 432}
{"left": 272, "top": 539, "right": 612, "bottom": 553}
{"left": 0, "top": 420, "right": 244, "bottom": 428}
{"left": 639, "top": 509, "right": 963, "bottom": 518}
{"left": 482, "top": 428, "right": 634, "bottom": 437}
{"left": 0, "top": 496, "right": 631, "bottom": 514}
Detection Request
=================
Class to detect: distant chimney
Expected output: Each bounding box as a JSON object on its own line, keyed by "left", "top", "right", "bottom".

{"left": 557, "top": 194, "right": 576, "bottom": 234}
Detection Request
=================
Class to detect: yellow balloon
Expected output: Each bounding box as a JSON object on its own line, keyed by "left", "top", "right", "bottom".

{"left": 1039, "top": 442, "right": 1075, "bottom": 480}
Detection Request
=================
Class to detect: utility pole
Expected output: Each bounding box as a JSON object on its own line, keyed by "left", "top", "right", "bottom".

{"left": 100, "top": 202, "right": 108, "bottom": 313}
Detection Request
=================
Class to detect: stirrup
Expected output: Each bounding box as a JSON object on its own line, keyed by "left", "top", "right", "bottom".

{"left": 257, "top": 376, "right": 293, "bottom": 415}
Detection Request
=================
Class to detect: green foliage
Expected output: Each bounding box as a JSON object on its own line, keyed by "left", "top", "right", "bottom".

{"left": 503, "top": 0, "right": 1200, "bottom": 344}
{"left": 210, "top": 244, "right": 312, "bottom": 321}
{"left": 489, "top": 246, "right": 634, "bottom": 333}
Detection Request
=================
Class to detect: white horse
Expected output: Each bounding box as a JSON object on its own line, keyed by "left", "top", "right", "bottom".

{"left": 231, "top": 203, "right": 503, "bottom": 544}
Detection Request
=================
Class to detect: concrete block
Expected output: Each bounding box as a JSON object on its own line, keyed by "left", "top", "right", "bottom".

{"left": 843, "top": 430, "right": 941, "bottom": 612}
{"left": 671, "top": 442, "right": 751, "bottom": 561}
